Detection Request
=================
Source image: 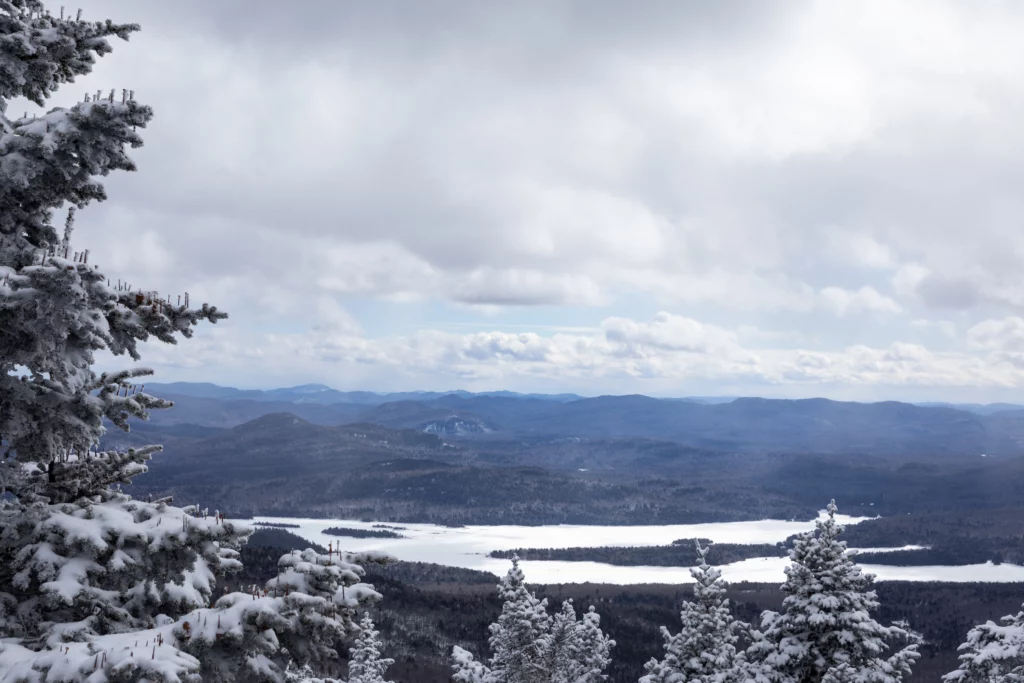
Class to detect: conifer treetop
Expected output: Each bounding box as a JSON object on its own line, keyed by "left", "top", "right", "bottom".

{"left": 452, "top": 557, "right": 614, "bottom": 683}
{"left": 0, "top": 0, "right": 139, "bottom": 106}
{"left": 348, "top": 612, "right": 395, "bottom": 683}
{"left": 0, "top": 6, "right": 374, "bottom": 683}
{"left": 944, "top": 605, "right": 1024, "bottom": 683}
{"left": 748, "top": 500, "right": 919, "bottom": 683}
{"left": 642, "top": 540, "right": 747, "bottom": 683}
{"left": 0, "top": 0, "right": 225, "bottom": 493}
{"left": 488, "top": 556, "right": 551, "bottom": 681}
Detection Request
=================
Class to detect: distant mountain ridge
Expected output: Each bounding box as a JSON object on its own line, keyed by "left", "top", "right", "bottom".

{"left": 146, "top": 382, "right": 1024, "bottom": 414}
{"left": 131, "top": 382, "right": 1024, "bottom": 457}
{"left": 144, "top": 382, "right": 586, "bottom": 405}
{"left": 356, "top": 394, "right": 1014, "bottom": 455}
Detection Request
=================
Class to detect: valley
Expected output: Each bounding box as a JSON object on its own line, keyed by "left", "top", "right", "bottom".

{"left": 120, "top": 383, "right": 1024, "bottom": 569}
{"left": 117, "top": 382, "right": 1024, "bottom": 681}
{"left": 121, "top": 385, "right": 1024, "bottom": 531}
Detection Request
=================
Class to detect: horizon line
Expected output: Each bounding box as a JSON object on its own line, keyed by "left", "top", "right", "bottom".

{"left": 142, "top": 380, "right": 1023, "bottom": 407}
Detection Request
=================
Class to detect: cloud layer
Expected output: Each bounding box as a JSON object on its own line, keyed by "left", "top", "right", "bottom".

{"left": 45, "top": 1, "right": 1024, "bottom": 399}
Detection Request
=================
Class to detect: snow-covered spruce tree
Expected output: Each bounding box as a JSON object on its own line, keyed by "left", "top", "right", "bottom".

{"left": 284, "top": 662, "right": 341, "bottom": 683}
{"left": 0, "top": 4, "right": 387, "bottom": 682}
{"left": 642, "top": 540, "right": 748, "bottom": 683}
{"left": 452, "top": 556, "right": 614, "bottom": 683}
{"left": 570, "top": 603, "right": 615, "bottom": 683}
{"left": 453, "top": 557, "right": 551, "bottom": 683}
{"left": 944, "top": 605, "right": 1024, "bottom": 682}
{"left": 541, "top": 599, "right": 614, "bottom": 683}
{"left": 745, "top": 501, "right": 919, "bottom": 683}
{"left": 347, "top": 612, "right": 395, "bottom": 683}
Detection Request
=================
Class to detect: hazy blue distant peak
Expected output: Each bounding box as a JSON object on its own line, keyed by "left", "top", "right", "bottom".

{"left": 913, "top": 401, "right": 1024, "bottom": 415}
{"left": 145, "top": 382, "right": 593, "bottom": 404}
{"left": 143, "top": 382, "right": 264, "bottom": 400}
{"left": 667, "top": 396, "right": 739, "bottom": 405}
{"left": 165, "top": 383, "right": 1016, "bottom": 412}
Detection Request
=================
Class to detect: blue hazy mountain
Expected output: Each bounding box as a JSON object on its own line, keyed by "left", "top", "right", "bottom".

{"left": 145, "top": 382, "right": 585, "bottom": 406}
{"left": 134, "top": 382, "right": 1024, "bottom": 457}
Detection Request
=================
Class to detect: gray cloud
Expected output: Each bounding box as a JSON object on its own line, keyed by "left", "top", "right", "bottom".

{"left": 48, "top": 0, "right": 1024, "bottom": 397}
{"left": 916, "top": 275, "right": 980, "bottom": 310}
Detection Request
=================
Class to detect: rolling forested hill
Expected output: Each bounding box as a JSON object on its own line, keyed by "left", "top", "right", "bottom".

{"left": 121, "top": 384, "right": 1024, "bottom": 525}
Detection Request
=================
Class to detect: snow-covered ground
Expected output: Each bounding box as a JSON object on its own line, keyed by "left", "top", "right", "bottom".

{"left": 247, "top": 513, "right": 1024, "bottom": 585}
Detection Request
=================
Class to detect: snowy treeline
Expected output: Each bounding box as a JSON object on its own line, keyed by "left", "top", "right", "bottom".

{"left": 462, "top": 502, "right": 1024, "bottom": 683}
{"left": 638, "top": 501, "right": 1024, "bottom": 683}
{"left": 452, "top": 556, "right": 614, "bottom": 683}
{"left": 450, "top": 502, "right": 924, "bottom": 683}
{"left": 643, "top": 502, "right": 922, "bottom": 683}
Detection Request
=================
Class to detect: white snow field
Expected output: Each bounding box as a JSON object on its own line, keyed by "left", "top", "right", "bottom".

{"left": 249, "top": 512, "right": 1024, "bottom": 585}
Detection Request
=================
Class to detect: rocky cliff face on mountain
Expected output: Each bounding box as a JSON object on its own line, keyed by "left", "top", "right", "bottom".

{"left": 421, "top": 415, "right": 494, "bottom": 436}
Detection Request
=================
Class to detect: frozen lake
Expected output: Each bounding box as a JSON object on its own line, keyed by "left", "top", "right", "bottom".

{"left": 249, "top": 513, "right": 1024, "bottom": 585}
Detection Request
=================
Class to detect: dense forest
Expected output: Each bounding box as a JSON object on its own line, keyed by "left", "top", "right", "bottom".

{"left": 490, "top": 542, "right": 786, "bottom": 566}
{"left": 323, "top": 526, "right": 407, "bottom": 539}
{"left": 119, "top": 404, "right": 1024, "bottom": 528}
{"left": 235, "top": 529, "right": 1024, "bottom": 683}
{"left": 832, "top": 508, "right": 1024, "bottom": 565}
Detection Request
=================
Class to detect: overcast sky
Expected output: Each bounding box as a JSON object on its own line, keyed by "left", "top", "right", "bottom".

{"left": 41, "top": 1, "right": 1024, "bottom": 400}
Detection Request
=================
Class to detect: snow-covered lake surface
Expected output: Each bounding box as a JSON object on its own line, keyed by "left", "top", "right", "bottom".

{"left": 248, "top": 513, "right": 1024, "bottom": 585}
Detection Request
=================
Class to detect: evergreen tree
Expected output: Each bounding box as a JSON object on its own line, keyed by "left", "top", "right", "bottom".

{"left": 0, "top": 3, "right": 386, "bottom": 682}
{"left": 642, "top": 540, "right": 747, "bottom": 683}
{"left": 746, "top": 501, "right": 919, "bottom": 683}
{"left": 571, "top": 605, "right": 615, "bottom": 683}
{"left": 348, "top": 612, "right": 395, "bottom": 683}
{"left": 944, "top": 605, "right": 1024, "bottom": 682}
{"left": 489, "top": 556, "right": 553, "bottom": 682}
{"left": 543, "top": 599, "right": 614, "bottom": 683}
{"left": 545, "top": 598, "right": 582, "bottom": 682}
{"left": 452, "top": 557, "right": 615, "bottom": 683}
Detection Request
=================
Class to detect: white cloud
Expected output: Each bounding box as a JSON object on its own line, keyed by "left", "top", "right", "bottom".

{"left": 55, "top": 0, "right": 1024, "bottom": 397}
{"left": 312, "top": 297, "right": 363, "bottom": 335}
{"left": 911, "top": 318, "right": 957, "bottom": 339}
{"left": 968, "top": 317, "right": 1024, "bottom": 353}
{"left": 602, "top": 313, "right": 743, "bottom": 355}
{"left": 891, "top": 263, "right": 931, "bottom": 302}
{"left": 818, "top": 286, "right": 903, "bottom": 316}
{"left": 823, "top": 227, "right": 895, "bottom": 269}
{"left": 93, "top": 311, "right": 1024, "bottom": 399}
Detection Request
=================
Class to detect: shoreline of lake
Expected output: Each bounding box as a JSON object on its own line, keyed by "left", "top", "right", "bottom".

{"left": 246, "top": 514, "right": 1024, "bottom": 585}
